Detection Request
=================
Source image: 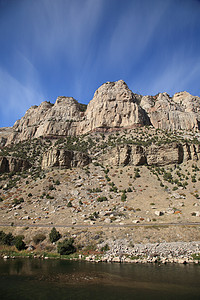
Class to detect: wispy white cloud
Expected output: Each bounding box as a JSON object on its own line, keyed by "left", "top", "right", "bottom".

{"left": 107, "top": 0, "right": 170, "bottom": 66}
{"left": 1, "top": 0, "right": 200, "bottom": 127}
{"left": 132, "top": 48, "right": 200, "bottom": 97}
{"left": 0, "top": 54, "right": 44, "bottom": 127}
{"left": 26, "top": 0, "right": 105, "bottom": 64}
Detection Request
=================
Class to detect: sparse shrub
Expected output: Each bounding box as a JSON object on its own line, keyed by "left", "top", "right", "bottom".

{"left": 97, "top": 196, "right": 108, "bottom": 202}
{"left": 192, "top": 176, "right": 197, "bottom": 183}
{"left": 172, "top": 186, "right": 178, "bottom": 191}
{"left": 163, "top": 172, "right": 172, "bottom": 181}
{"left": 121, "top": 192, "right": 127, "bottom": 202}
{"left": 105, "top": 175, "right": 111, "bottom": 181}
{"left": 46, "top": 194, "right": 54, "bottom": 199}
{"left": 0, "top": 231, "right": 15, "bottom": 245}
{"left": 13, "top": 198, "right": 24, "bottom": 205}
{"left": 49, "top": 184, "right": 55, "bottom": 190}
{"left": 101, "top": 243, "right": 110, "bottom": 252}
{"left": 33, "top": 233, "right": 46, "bottom": 245}
{"left": 67, "top": 201, "right": 73, "bottom": 207}
{"left": 28, "top": 193, "right": 32, "bottom": 197}
{"left": 104, "top": 168, "right": 109, "bottom": 174}
{"left": 134, "top": 170, "right": 140, "bottom": 178}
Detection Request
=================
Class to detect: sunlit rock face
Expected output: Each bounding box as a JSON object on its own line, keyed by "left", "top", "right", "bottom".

{"left": 140, "top": 92, "right": 200, "bottom": 131}
{"left": 79, "top": 80, "right": 150, "bottom": 134}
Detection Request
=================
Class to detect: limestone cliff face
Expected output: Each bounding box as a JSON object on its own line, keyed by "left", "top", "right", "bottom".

{"left": 0, "top": 156, "right": 31, "bottom": 173}
{"left": 6, "top": 97, "right": 85, "bottom": 145}
{"left": 102, "top": 143, "right": 199, "bottom": 167}
{"left": 42, "top": 148, "right": 91, "bottom": 169}
{"left": 140, "top": 92, "right": 200, "bottom": 131}
{"left": 1, "top": 80, "right": 200, "bottom": 147}
{"left": 79, "top": 80, "right": 149, "bottom": 133}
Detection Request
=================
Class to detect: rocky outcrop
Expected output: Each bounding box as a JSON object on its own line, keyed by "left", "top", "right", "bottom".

{"left": 0, "top": 127, "right": 13, "bottom": 147}
{"left": 102, "top": 142, "right": 199, "bottom": 166}
{"left": 79, "top": 80, "right": 149, "bottom": 133}
{"left": 0, "top": 156, "right": 31, "bottom": 173}
{"left": 42, "top": 148, "right": 91, "bottom": 169}
{"left": 140, "top": 92, "right": 200, "bottom": 131}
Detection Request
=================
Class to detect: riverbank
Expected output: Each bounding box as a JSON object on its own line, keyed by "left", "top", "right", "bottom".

{"left": 1, "top": 240, "right": 200, "bottom": 265}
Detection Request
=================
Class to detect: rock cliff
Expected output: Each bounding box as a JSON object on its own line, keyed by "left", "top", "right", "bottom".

{"left": 79, "top": 80, "right": 149, "bottom": 133}
{"left": 6, "top": 98, "right": 85, "bottom": 145}
{"left": 101, "top": 142, "right": 199, "bottom": 167}
{"left": 1, "top": 80, "right": 200, "bottom": 147}
{"left": 42, "top": 148, "right": 91, "bottom": 169}
{"left": 140, "top": 92, "right": 200, "bottom": 131}
{"left": 0, "top": 156, "right": 31, "bottom": 173}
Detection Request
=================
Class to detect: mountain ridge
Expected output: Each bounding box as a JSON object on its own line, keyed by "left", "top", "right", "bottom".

{"left": 1, "top": 80, "right": 200, "bottom": 147}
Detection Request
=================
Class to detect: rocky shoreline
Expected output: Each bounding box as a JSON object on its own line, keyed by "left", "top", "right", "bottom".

{"left": 85, "top": 240, "right": 200, "bottom": 264}
{"left": 2, "top": 240, "right": 200, "bottom": 265}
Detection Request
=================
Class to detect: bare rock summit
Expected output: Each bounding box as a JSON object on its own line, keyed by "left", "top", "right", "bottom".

{"left": 79, "top": 80, "right": 149, "bottom": 133}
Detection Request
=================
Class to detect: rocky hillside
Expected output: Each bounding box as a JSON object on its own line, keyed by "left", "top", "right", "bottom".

{"left": 1, "top": 80, "right": 200, "bottom": 147}
{"left": 0, "top": 85, "right": 200, "bottom": 253}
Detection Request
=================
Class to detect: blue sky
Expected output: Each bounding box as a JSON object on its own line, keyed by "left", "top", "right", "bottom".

{"left": 0, "top": 0, "right": 200, "bottom": 127}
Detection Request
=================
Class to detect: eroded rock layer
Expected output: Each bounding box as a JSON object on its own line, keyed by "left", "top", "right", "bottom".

{"left": 101, "top": 143, "right": 200, "bottom": 167}
{"left": 0, "top": 156, "right": 31, "bottom": 173}
{"left": 42, "top": 149, "right": 91, "bottom": 169}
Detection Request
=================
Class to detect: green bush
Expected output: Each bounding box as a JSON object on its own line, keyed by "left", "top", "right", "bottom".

{"left": 13, "top": 198, "right": 24, "bottom": 205}
{"left": 163, "top": 172, "right": 172, "bottom": 181}
{"left": 15, "top": 235, "right": 26, "bottom": 251}
{"left": 57, "top": 238, "right": 76, "bottom": 255}
{"left": 0, "top": 231, "right": 15, "bottom": 245}
{"left": 49, "top": 227, "right": 61, "bottom": 243}
{"left": 134, "top": 170, "right": 140, "bottom": 178}
{"left": 97, "top": 196, "right": 108, "bottom": 202}
{"left": 105, "top": 175, "right": 111, "bottom": 181}
{"left": 46, "top": 194, "right": 54, "bottom": 199}
{"left": 121, "top": 192, "right": 127, "bottom": 202}
{"left": 49, "top": 184, "right": 55, "bottom": 190}
{"left": 67, "top": 201, "right": 73, "bottom": 207}
{"left": 101, "top": 243, "right": 110, "bottom": 252}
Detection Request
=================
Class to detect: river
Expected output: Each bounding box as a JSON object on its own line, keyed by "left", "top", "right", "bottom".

{"left": 0, "top": 259, "right": 199, "bottom": 299}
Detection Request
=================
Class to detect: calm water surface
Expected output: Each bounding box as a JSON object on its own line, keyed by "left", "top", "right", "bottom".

{"left": 0, "top": 258, "right": 200, "bottom": 300}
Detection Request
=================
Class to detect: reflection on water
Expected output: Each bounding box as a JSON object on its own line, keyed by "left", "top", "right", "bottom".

{"left": 0, "top": 259, "right": 200, "bottom": 300}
